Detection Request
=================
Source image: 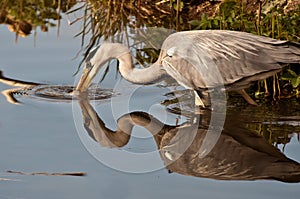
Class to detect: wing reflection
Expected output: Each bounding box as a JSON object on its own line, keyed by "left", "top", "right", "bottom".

{"left": 79, "top": 99, "right": 300, "bottom": 183}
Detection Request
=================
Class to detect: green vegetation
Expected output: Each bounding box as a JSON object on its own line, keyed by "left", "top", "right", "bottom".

{"left": 189, "top": 0, "right": 300, "bottom": 41}
{"left": 282, "top": 69, "right": 300, "bottom": 89}
{"left": 0, "top": 0, "right": 76, "bottom": 41}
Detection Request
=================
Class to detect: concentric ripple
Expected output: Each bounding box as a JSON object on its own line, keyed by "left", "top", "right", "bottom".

{"left": 27, "top": 85, "right": 115, "bottom": 101}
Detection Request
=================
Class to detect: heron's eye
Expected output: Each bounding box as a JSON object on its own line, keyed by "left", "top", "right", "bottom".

{"left": 86, "top": 61, "right": 92, "bottom": 69}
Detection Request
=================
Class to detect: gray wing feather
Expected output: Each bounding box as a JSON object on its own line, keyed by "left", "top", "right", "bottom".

{"left": 161, "top": 30, "right": 300, "bottom": 89}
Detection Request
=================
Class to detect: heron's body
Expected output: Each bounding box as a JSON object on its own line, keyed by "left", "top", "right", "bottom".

{"left": 161, "top": 30, "right": 300, "bottom": 88}
{"left": 76, "top": 30, "right": 300, "bottom": 106}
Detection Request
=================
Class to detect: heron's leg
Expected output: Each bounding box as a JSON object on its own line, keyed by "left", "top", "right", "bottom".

{"left": 236, "top": 89, "right": 258, "bottom": 106}
{"left": 194, "top": 90, "right": 205, "bottom": 107}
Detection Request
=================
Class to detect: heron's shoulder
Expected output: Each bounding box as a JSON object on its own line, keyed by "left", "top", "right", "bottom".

{"left": 162, "top": 30, "right": 241, "bottom": 49}
{"left": 165, "top": 30, "right": 277, "bottom": 43}
{"left": 166, "top": 30, "right": 241, "bottom": 38}
{"left": 161, "top": 30, "right": 235, "bottom": 52}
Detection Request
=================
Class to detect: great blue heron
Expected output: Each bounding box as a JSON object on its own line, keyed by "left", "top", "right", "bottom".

{"left": 76, "top": 30, "right": 300, "bottom": 106}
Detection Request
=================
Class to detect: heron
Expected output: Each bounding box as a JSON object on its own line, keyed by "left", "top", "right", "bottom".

{"left": 76, "top": 30, "right": 300, "bottom": 106}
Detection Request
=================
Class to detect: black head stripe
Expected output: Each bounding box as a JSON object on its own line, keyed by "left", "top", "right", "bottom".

{"left": 86, "top": 45, "right": 100, "bottom": 61}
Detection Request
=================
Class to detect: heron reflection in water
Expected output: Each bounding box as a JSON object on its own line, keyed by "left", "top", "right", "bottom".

{"left": 79, "top": 99, "right": 300, "bottom": 183}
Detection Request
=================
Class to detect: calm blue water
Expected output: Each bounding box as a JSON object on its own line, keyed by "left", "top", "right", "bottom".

{"left": 0, "top": 15, "right": 300, "bottom": 199}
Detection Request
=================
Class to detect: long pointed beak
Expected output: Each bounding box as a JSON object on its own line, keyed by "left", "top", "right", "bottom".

{"left": 76, "top": 63, "right": 94, "bottom": 92}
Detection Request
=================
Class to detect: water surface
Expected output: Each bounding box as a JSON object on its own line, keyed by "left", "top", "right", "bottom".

{"left": 0, "top": 8, "right": 300, "bottom": 199}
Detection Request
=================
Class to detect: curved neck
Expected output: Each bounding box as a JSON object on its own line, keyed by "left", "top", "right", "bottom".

{"left": 114, "top": 112, "right": 173, "bottom": 147}
{"left": 80, "top": 99, "right": 173, "bottom": 148}
{"left": 76, "top": 43, "right": 167, "bottom": 92}
{"left": 118, "top": 53, "right": 166, "bottom": 84}
{"left": 117, "top": 112, "right": 167, "bottom": 135}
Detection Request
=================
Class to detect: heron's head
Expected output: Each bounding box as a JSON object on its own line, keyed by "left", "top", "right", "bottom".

{"left": 76, "top": 43, "right": 130, "bottom": 92}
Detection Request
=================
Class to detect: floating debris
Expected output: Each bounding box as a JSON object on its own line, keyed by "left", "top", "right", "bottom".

{"left": 6, "top": 170, "right": 86, "bottom": 177}
{"left": 0, "top": 177, "right": 19, "bottom": 181}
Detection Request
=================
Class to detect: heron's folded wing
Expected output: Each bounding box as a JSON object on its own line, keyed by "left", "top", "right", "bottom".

{"left": 161, "top": 30, "right": 300, "bottom": 88}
